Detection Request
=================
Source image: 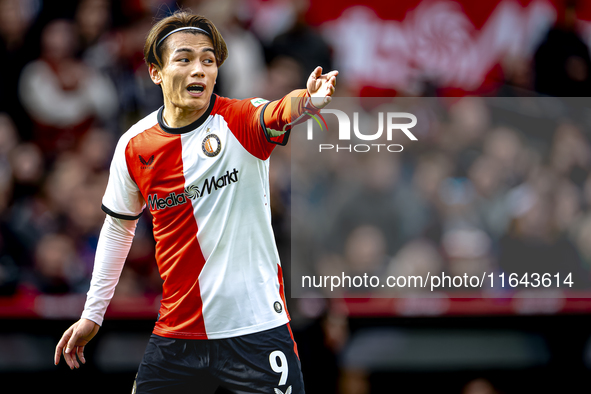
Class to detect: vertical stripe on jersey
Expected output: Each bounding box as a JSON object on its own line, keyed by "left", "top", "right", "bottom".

{"left": 126, "top": 127, "right": 208, "bottom": 338}
{"left": 277, "top": 263, "right": 290, "bottom": 321}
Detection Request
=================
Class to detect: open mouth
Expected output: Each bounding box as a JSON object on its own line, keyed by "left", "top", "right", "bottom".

{"left": 187, "top": 84, "right": 205, "bottom": 94}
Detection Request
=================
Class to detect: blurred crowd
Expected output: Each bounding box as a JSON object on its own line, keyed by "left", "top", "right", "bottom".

{"left": 0, "top": 0, "right": 335, "bottom": 298}
{"left": 1, "top": 0, "right": 590, "bottom": 300}
{"left": 292, "top": 97, "right": 591, "bottom": 299}
{"left": 0, "top": 0, "right": 588, "bottom": 300}
{"left": 290, "top": 94, "right": 591, "bottom": 393}
{"left": 0, "top": 0, "right": 591, "bottom": 304}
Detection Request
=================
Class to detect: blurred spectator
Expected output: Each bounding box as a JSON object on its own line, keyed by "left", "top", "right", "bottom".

{"left": 574, "top": 213, "right": 591, "bottom": 270}
{"left": 444, "top": 97, "right": 490, "bottom": 153}
{"left": 77, "top": 127, "right": 114, "bottom": 172}
{"left": 44, "top": 153, "right": 92, "bottom": 215}
{"left": 75, "top": 0, "right": 111, "bottom": 53}
{"left": 268, "top": 0, "right": 332, "bottom": 87}
{"left": 339, "top": 369, "right": 370, "bottom": 394}
{"left": 534, "top": 0, "right": 591, "bottom": 96}
{"left": 262, "top": 56, "right": 303, "bottom": 100}
{"left": 0, "top": 0, "right": 38, "bottom": 140}
{"left": 498, "top": 180, "right": 591, "bottom": 289}
{"left": 386, "top": 238, "right": 443, "bottom": 295}
{"left": 481, "top": 127, "right": 526, "bottom": 188}
{"left": 197, "top": 0, "right": 267, "bottom": 99}
{"left": 9, "top": 142, "right": 43, "bottom": 200}
{"left": 442, "top": 227, "right": 494, "bottom": 281}
{"left": 0, "top": 114, "right": 18, "bottom": 211}
{"left": 324, "top": 152, "right": 402, "bottom": 255}
{"left": 18, "top": 19, "right": 118, "bottom": 157}
{"left": 461, "top": 378, "right": 499, "bottom": 394}
{"left": 343, "top": 225, "right": 388, "bottom": 281}
{"left": 500, "top": 55, "right": 535, "bottom": 95}
{"left": 393, "top": 152, "right": 452, "bottom": 241}
{"left": 29, "top": 233, "right": 85, "bottom": 294}
{"left": 248, "top": 0, "right": 297, "bottom": 45}
{"left": 0, "top": 0, "right": 32, "bottom": 51}
{"left": 122, "top": 14, "right": 166, "bottom": 120}
{"left": 549, "top": 122, "right": 590, "bottom": 182}
{"left": 77, "top": 1, "right": 157, "bottom": 124}
{"left": 0, "top": 113, "right": 19, "bottom": 156}
{"left": 468, "top": 156, "right": 507, "bottom": 233}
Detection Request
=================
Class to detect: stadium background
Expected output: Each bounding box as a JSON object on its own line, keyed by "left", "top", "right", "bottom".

{"left": 1, "top": 0, "right": 591, "bottom": 392}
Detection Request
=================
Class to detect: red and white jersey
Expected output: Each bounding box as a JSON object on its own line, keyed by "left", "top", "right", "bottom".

{"left": 101, "top": 90, "right": 312, "bottom": 339}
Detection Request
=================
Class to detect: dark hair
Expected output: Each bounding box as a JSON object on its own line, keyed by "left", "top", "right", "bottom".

{"left": 144, "top": 11, "right": 228, "bottom": 69}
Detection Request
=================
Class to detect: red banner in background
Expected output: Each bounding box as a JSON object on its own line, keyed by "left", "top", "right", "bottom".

{"left": 303, "top": 0, "right": 591, "bottom": 95}
{"left": 306, "top": 0, "right": 591, "bottom": 28}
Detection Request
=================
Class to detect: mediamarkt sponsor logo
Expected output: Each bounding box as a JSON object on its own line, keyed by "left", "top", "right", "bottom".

{"left": 148, "top": 168, "right": 239, "bottom": 211}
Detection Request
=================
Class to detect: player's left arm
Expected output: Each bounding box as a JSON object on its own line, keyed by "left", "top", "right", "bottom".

{"left": 226, "top": 67, "right": 337, "bottom": 160}
{"left": 259, "top": 66, "right": 338, "bottom": 133}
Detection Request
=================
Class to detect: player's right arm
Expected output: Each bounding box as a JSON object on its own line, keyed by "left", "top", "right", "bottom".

{"left": 54, "top": 215, "right": 138, "bottom": 369}
{"left": 54, "top": 129, "right": 146, "bottom": 369}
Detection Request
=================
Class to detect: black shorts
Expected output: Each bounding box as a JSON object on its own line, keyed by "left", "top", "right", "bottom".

{"left": 133, "top": 324, "right": 304, "bottom": 394}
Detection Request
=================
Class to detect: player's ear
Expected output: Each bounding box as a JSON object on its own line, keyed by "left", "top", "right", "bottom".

{"left": 149, "top": 63, "right": 162, "bottom": 86}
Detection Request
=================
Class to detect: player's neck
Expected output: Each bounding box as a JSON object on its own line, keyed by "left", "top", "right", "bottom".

{"left": 162, "top": 100, "right": 210, "bottom": 129}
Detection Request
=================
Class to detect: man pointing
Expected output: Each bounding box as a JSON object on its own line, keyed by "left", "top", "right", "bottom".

{"left": 54, "top": 10, "right": 337, "bottom": 394}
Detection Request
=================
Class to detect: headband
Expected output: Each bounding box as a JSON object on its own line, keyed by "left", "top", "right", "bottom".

{"left": 157, "top": 26, "right": 210, "bottom": 47}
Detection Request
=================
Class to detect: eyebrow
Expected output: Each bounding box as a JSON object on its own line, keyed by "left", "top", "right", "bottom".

{"left": 173, "top": 47, "right": 215, "bottom": 55}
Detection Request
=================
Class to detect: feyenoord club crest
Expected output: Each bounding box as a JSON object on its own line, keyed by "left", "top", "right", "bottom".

{"left": 273, "top": 301, "right": 282, "bottom": 313}
{"left": 202, "top": 134, "right": 222, "bottom": 157}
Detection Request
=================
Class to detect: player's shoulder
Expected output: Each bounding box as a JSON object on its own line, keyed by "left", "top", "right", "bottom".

{"left": 213, "top": 94, "right": 270, "bottom": 117}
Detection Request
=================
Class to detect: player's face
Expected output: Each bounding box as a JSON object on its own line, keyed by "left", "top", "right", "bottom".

{"left": 152, "top": 32, "right": 218, "bottom": 116}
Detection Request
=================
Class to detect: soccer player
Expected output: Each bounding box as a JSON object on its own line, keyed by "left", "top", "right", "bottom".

{"left": 53, "top": 10, "right": 337, "bottom": 394}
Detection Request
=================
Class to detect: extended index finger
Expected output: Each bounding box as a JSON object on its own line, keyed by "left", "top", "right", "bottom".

{"left": 54, "top": 327, "right": 72, "bottom": 365}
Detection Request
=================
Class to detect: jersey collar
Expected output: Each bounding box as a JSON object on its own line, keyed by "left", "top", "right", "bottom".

{"left": 157, "top": 95, "right": 217, "bottom": 135}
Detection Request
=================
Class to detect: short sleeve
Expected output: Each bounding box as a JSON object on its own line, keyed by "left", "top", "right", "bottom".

{"left": 216, "top": 96, "right": 275, "bottom": 161}
{"left": 217, "top": 90, "right": 312, "bottom": 161}
{"left": 101, "top": 136, "right": 145, "bottom": 220}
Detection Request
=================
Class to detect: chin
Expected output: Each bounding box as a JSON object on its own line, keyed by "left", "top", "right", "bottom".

{"left": 192, "top": 93, "right": 212, "bottom": 104}
{"left": 183, "top": 96, "right": 209, "bottom": 110}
